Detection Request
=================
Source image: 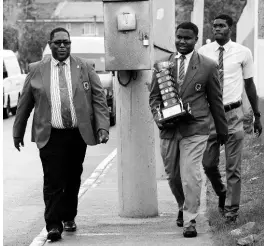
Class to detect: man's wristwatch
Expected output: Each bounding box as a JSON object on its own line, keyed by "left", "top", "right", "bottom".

{"left": 254, "top": 112, "right": 261, "bottom": 118}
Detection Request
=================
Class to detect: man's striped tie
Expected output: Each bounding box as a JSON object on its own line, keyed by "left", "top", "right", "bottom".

{"left": 218, "top": 46, "right": 224, "bottom": 91}
{"left": 58, "top": 62, "right": 73, "bottom": 128}
{"left": 178, "top": 55, "right": 186, "bottom": 93}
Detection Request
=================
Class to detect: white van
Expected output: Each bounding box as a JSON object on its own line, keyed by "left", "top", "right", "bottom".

{"left": 3, "top": 50, "right": 26, "bottom": 119}
{"left": 43, "top": 37, "right": 116, "bottom": 126}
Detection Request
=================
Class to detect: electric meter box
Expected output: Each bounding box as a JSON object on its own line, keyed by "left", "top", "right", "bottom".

{"left": 103, "top": 0, "right": 152, "bottom": 70}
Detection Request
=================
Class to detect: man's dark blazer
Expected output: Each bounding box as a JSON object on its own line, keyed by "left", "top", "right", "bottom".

{"left": 149, "top": 51, "right": 228, "bottom": 139}
{"left": 13, "top": 55, "right": 110, "bottom": 149}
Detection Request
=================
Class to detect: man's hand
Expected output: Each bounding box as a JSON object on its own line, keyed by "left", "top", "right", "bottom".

{"left": 254, "top": 116, "right": 262, "bottom": 137}
{"left": 153, "top": 114, "right": 164, "bottom": 130}
{"left": 14, "top": 137, "right": 24, "bottom": 151}
{"left": 156, "top": 120, "right": 164, "bottom": 130}
{"left": 98, "top": 129, "right": 109, "bottom": 144}
{"left": 217, "top": 134, "right": 228, "bottom": 146}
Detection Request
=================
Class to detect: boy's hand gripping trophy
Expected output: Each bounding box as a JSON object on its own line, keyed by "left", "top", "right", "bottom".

{"left": 154, "top": 61, "right": 191, "bottom": 124}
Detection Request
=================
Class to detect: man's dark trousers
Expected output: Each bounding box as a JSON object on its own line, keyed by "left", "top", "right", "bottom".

{"left": 39, "top": 128, "right": 87, "bottom": 232}
{"left": 202, "top": 131, "right": 243, "bottom": 217}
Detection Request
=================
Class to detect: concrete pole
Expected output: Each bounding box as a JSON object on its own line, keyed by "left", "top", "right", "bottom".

{"left": 191, "top": 0, "right": 204, "bottom": 49}
{"left": 117, "top": 0, "right": 158, "bottom": 217}
{"left": 117, "top": 70, "right": 158, "bottom": 217}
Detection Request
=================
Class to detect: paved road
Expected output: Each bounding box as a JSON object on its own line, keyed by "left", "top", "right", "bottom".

{"left": 3, "top": 114, "right": 117, "bottom": 246}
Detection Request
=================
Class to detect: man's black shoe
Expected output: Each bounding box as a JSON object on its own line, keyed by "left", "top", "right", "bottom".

{"left": 64, "top": 220, "right": 77, "bottom": 232}
{"left": 176, "top": 211, "right": 183, "bottom": 227}
{"left": 47, "top": 228, "right": 62, "bottom": 242}
{"left": 183, "top": 225, "right": 197, "bottom": 238}
{"left": 218, "top": 191, "right": 226, "bottom": 217}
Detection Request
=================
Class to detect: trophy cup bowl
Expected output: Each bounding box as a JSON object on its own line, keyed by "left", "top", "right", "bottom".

{"left": 156, "top": 61, "right": 174, "bottom": 72}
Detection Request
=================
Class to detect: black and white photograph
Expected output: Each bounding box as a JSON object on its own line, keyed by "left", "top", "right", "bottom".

{"left": 2, "top": 0, "right": 264, "bottom": 245}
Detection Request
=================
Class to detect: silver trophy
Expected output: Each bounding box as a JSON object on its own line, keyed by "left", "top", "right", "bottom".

{"left": 155, "top": 61, "right": 191, "bottom": 124}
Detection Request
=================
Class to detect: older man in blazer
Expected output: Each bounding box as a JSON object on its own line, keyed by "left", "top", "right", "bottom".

{"left": 13, "top": 27, "right": 110, "bottom": 242}
{"left": 149, "top": 22, "right": 228, "bottom": 238}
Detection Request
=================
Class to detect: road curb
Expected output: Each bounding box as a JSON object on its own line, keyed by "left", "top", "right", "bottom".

{"left": 29, "top": 148, "right": 117, "bottom": 246}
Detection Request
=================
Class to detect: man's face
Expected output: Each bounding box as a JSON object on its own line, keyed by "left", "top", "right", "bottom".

{"left": 175, "top": 28, "right": 198, "bottom": 55}
{"left": 212, "top": 19, "right": 231, "bottom": 42}
{"left": 49, "top": 31, "right": 71, "bottom": 61}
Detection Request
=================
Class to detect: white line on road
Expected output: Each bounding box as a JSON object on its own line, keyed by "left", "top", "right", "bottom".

{"left": 74, "top": 232, "right": 180, "bottom": 236}
{"left": 29, "top": 148, "right": 117, "bottom": 246}
{"left": 73, "top": 231, "right": 209, "bottom": 237}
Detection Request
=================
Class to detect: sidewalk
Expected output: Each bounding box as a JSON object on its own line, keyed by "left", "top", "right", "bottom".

{"left": 43, "top": 157, "right": 213, "bottom": 246}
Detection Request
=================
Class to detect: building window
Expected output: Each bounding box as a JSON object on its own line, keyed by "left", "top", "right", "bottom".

{"left": 82, "top": 23, "right": 97, "bottom": 36}
{"left": 66, "top": 23, "right": 71, "bottom": 31}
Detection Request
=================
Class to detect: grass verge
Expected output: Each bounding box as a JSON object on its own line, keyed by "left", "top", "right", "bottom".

{"left": 206, "top": 134, "right": 264, "bottom": 246}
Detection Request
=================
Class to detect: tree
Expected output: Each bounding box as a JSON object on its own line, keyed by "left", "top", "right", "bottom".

{"left": 176, "top": 0, "right": 247, "bottom": 44}
{"left": 17, "top": 22, "right": 56, "bottom": 71}
{"left": 19, "top": 0, "right": 37, "bottom": 20}
{"left": 175, "top": 0, "right": 193, "bottom": 26}
{"left": 3, "top": 24, "right": 19, "bottom": 51}
{"left": 203, "top": 0, "right": 247, "bottom": 43}
{"left": 3, "top": 0, "right": 55, "bottom": 71}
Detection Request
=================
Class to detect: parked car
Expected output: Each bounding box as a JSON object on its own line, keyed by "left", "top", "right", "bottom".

{"left": 3, "top": 50, "right": 26, "bottom": 119}
{"left": 42, "top": 37, "right": 116, "bottom": 126}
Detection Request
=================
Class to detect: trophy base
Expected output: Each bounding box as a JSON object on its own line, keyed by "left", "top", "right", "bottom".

{"left": 159, "top": 104, "right": 187, "bottom": 123}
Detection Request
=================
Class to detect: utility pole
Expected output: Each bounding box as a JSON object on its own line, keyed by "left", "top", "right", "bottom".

{"left": 116, "top": 69, "right": 158, "bottom": 217}
{"left": 103, "top": 0, "right": 175, "bottom": 217}
{"left": 103, "top": 0, "right": 158, "bottom": 218}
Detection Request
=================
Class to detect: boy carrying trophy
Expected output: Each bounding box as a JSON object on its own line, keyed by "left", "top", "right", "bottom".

{"left": 149, "top": 22, "right": 228, "bottom": 238}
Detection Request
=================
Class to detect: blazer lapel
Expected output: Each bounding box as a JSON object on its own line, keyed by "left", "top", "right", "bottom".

{"left": 70, "top": 56, "right": 81, "bottom": 97}
{"left": 179, "top": 51, "right": 199, "bottom": 97}
{"left": 40, "top": 56, "right": 51, "bottom": 106}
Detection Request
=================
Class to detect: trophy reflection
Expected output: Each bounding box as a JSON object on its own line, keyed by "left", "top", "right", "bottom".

{"left": 155, "top": 61, "right": 191, "bottom": 124}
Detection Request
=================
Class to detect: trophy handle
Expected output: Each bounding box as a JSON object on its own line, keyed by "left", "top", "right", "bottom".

{"left": 156, "top": 104, "right": 163, "bottom": 121}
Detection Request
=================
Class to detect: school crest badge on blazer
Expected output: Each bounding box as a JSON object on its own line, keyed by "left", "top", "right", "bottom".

{"left": 82, "top": 81, "right": 90, "bottom": 91}
{"left": 195, "top": 83, "right": 202, "bottom": 91}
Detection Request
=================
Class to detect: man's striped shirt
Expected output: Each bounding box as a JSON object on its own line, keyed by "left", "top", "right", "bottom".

{"left": 50, "top": 56, "right": 78, "bottom": 128}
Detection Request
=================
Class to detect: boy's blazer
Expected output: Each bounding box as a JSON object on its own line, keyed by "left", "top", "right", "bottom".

{"left": 149, "top": 51, "right": 227, "bottom": 139}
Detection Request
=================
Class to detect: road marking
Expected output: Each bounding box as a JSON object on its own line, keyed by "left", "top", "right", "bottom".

{"left": 29, "top": 148, "right": 117, "bottom": 246}
{"left": 74, "top": 232, "right": 183, "bottom": 237}
{"left": 78, "top": 149, "right": 117, "bottom": 199}
{"left": 72, "top": 231, "right": 209, "bottom": 237}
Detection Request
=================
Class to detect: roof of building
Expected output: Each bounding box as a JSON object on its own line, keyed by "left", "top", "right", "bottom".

{"left": 17, "top": 1, "right": 103, "bottom": 22}
{"left": 52, "top": 2, "right": 103, "bottom": 20}
{"left": 35, "top": 2, "right": 59, "bottom": 19}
